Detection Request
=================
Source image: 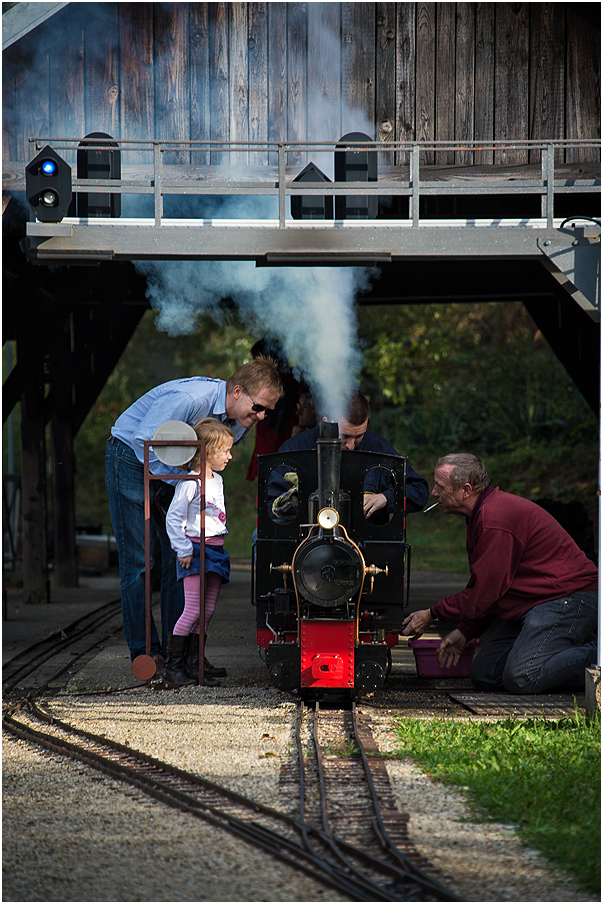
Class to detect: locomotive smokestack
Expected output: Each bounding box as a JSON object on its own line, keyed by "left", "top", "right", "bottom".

{"left": 317, "top": 421, "right": 341, "bottom": 512}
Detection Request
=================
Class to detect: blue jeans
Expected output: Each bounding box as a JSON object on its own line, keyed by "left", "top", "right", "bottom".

{"left": 470, "top": 590, "right": 598, "bottom": 694}
{"left": 105, "top": 437, "right": 184, "bottom": 660}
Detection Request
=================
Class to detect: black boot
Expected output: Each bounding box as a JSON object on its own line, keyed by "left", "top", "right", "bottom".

{"left": 183, "top": 634, "right": 199, "bottom": 680}
{"left": 164, "top": 634, "right": 196, "bottom": 687}
{"left": 184, "top": 635, "right": 221, "bottom": 687}
{"left": 203, "top": 634, "right": 227, "bottom": 678}
{"left": 204, "top": 656, "right": 227, "bottom": 678}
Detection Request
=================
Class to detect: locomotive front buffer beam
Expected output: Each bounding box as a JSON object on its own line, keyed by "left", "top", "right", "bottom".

{"left": 267, "top": 619, "right": 391, "bottom": 699}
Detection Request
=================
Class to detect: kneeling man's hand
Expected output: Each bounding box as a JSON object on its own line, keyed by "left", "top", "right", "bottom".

{"left": 438, "top": 629, "right": 467, "bottom": 669}
{"left": 401, "top": 608, "right": 432, "bottom": 639}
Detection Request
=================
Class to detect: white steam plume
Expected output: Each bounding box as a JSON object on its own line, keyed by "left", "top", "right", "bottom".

{"left": 137, "top": 256, "right": 374, "bottom": 424}
{"left": 6, "top": 1, "right": 381, "bottom": 421}
{"left": 131, "top": 7, "right": 379, "bottom": 422}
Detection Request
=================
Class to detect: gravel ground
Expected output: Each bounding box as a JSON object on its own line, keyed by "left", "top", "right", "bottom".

{"left": 2, "top": 729, "right": 345, "bottom": 903}
{"left": 3, "top": 686, "right": 597, "bottom": 903}
{"left": 3, "top": 571, "right": 598, "bottom": 902}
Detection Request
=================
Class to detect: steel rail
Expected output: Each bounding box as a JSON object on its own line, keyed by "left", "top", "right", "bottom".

{"left": 3, "top": 703, "right": 410, "bottom": 902}
{"left": 2, "top": 710, "right": 348, "bottom": 894}
{"left": 310, "top": 702, "right": 417, "bottom": 901}
{"left": 3, "top": 598, "right": 460, "bottom": 902}
{"left": 3, "top": 594, "right": 457, "bottom": 899}
{"left": 351, "top": 703, "right": 462, "bottom": 898}
{"left": 291, "top": 703, "right": 385, "bottom": 900}
{"left": 294, "top": 705, "right": 399, "bottom": 901}
{"left": 2, "top": 598, "right": 123, "bottom": 694}
{"left": 308, "top": 703, "right": 462, "bottom": 901}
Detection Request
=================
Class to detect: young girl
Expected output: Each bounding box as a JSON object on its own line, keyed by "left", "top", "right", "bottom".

{"left": 164, "top": 418, "right": 234, "bottom": 687}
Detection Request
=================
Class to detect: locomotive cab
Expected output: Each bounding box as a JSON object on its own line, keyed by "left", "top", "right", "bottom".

{"left": 254, "top": 422, "right": 410, "bottom": 699}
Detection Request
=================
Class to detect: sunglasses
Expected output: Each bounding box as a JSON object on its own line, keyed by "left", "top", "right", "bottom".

{"left": 243, "top": 387, "right": 273, "bottom": 414}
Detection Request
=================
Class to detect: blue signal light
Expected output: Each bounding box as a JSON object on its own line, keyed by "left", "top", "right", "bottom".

{"left": 41, "top": 159, "right": 57, "bottom": 176}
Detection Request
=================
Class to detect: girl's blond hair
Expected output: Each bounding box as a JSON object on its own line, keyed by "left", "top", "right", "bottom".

{"left": 187, "top": 418, "right": 234, "bottom": 471}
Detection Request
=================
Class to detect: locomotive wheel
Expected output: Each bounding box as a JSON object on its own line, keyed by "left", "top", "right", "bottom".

{"left": 355, "top": 660, "right": 386, "bottom": 697}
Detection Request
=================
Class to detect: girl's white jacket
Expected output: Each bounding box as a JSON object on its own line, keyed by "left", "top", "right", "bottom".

{"left": 165, "top": 471, "right": 228, "bottom": 557}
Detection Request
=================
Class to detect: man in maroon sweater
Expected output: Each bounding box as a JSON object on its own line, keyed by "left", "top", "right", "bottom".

{"left": 402, "top": 453, "right": 598, "bottom": 694}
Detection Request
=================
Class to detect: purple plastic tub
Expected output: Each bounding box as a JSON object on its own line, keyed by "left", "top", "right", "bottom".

{"left": 408, "top": 637, "right": 479, "bottom": 678}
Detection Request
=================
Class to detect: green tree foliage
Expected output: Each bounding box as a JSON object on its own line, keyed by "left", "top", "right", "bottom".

{"left": 71, "top": 300, "right": 598, "bottom": 562}
{"left": 358, "top": 301, "right": 596, "bottom": 451}
{"left": 358, "top": 301, "right": 598, "bottom": 553}
{"left": 73, "top": 309, "right": 257, "bottom": 531}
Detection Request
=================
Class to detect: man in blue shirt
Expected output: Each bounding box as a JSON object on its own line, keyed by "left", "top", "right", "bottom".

{"left": 269, "top": 391, "right": 429, "bottom": 521}
{"left": 106, "top": 358, "right": 283, "bottom": 665}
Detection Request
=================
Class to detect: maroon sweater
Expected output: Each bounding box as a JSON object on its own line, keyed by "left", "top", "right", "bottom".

{"left": 432, "top": 486, "right": 598, "bottom": 639}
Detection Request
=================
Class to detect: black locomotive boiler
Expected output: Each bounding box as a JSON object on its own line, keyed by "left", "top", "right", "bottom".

{"left": 254, "top": 422, "right": 411, "bottom": 698}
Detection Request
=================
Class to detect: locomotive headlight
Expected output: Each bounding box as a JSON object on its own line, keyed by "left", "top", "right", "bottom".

{"left": 317, "top": 507, "right": 339, "bottom": 530}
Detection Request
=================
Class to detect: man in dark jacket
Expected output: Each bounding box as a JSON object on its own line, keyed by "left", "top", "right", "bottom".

{"left": 269, "top": 391, "right": 429, "bottom": 521}
{"left": 402, "top": 453, "right": 598, "bottom": 694}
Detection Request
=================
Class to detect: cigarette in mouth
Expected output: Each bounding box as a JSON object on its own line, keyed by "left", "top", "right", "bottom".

{"left": 423, "top": 502, "right": 440, "bottom": 513}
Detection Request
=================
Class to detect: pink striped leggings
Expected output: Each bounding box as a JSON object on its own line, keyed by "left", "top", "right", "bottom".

{"left": 173, "top": 571, "right": 222, "bottom": 637}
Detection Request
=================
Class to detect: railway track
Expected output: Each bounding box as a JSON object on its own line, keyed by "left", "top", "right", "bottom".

{"left": 5, "top": 698, "right": 459, "bottom": 902}
{"left": 288, "top": 702, "right": 459, "bottom": 900}
{"left": 2, "top": 598, "right": 124, "bottom": 696}
{"left": 3, "top": 601, "right": 461, "bottom": 901}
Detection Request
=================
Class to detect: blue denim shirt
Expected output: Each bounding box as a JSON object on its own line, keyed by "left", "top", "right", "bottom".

{"left": 111, "top": 377, "right": 249, "bottom": 480}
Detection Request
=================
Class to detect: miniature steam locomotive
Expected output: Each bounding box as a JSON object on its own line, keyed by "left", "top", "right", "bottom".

{"left": 254, "top": 422, "right": 410, "bottom": 699}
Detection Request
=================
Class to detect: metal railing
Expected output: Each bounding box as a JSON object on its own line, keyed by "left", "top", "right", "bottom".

{"left": 29, "top": 137, "right": 601, "bottom": 229}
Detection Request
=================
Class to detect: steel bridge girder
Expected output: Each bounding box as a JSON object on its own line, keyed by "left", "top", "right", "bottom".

{"left": 23, "top": 221, "right": 601, "bottom": 311}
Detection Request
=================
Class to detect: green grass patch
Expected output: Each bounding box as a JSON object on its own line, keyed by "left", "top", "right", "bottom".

{"left": 393, "top": 713, "right": 601, "bottom": 895}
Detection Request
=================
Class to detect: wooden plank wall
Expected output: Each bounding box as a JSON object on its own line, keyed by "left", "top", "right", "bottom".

{"left": 3, "top": 2, "right": 600, "bottom": 172}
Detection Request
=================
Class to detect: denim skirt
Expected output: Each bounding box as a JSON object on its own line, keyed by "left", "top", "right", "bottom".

{"left": 176, "top": 541, "right": 230, "bottom": 583}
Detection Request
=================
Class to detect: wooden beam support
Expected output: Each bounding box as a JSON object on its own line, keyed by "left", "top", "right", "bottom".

{"left": 523, "top": 279, "right": 600, "bottom": 416}
{"left": 50, "top": 315, "right": 77, "bottom": 587}
{"left": 70, "top": 300, "right": 146, "bottom": 435}
{"left": 19, "top": 318, "right": 49, "bottom": 604}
